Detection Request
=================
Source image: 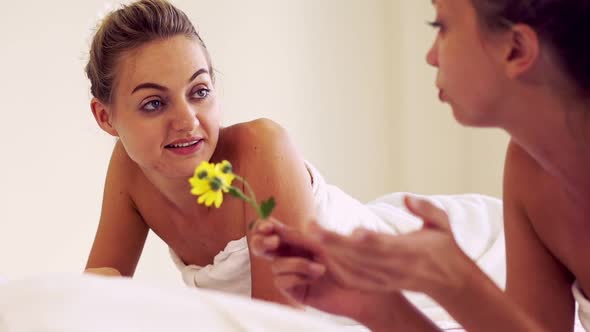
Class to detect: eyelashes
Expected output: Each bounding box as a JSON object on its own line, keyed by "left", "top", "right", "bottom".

{"left": 139, "top": 87, "right": 212, "bottom": 113}
{"left": 191, "top": 87, "right": 210, "bottom": 99}
{"left": 141, "top": 98, "right": 166, "bottom": 112}
{"left": 426, "top": 20, "right": 443, "bottom": 29}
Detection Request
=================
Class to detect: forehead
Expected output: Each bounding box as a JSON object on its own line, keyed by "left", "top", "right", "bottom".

{"left": 434, "top": 0, "right": 482, "bottom": 31}
{"left": 433, "top": 0, "right": 473, "bottom": 15}
{"left": 115, "top": 35, "right": 210, "bottom": 90}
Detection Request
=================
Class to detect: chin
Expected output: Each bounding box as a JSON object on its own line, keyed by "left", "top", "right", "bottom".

{"left": 155, "top": 160, "right": 201, "bottom": 179}
{"left": 451, "top": 106, "right": 495, "bottom": 128}
{"left": 168, "top": 167, "right": 198, "bottom": 180}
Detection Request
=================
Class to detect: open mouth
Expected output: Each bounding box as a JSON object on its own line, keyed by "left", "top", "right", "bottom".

{"left": 165, "top": 139, "right": 202, "bottom": 149}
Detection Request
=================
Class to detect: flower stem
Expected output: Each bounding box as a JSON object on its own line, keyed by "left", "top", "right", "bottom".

{"left": 234, "top": 175, "right": 258, "bottom": 206}
{"left": 228, "top": 183, "right": 263, "bottom": 218}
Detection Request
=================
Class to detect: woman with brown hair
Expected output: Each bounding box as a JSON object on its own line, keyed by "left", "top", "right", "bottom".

{"left": 252, "top": 0, "right": 590, "bottom": 331}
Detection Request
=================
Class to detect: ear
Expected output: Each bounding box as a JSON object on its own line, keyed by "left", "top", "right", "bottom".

{"left": 503, "top": 24, "right": 540, "bottom": 79}
{"left": 91, "top": 98, "right": 118, "bottom": 137}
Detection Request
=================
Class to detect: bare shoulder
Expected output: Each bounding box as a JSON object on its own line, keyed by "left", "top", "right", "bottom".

{"left": 503, "top": 141, "right": 554, "bottom": 211}
{"left": 504, "top": 140, "right": 544, "bottom": 188}
{"left": 504, "top": 141, "right": 571, "bottom": 231}
{"left": 219, "top": 117, "right": 312, "bottom": 213}
{"left": 219, "top": 118, "right": 297, "bottom": 168}
{"left": 503, "top": 140, "right": 566, "bottom": 239}
{"left": 106, "top": 140, "right": 146, "bottom": 199}
{"left": 224, "top": 118, "right": 291, "bottom": 148}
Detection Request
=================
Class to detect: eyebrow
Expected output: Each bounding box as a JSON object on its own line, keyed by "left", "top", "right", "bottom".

{"left": 131, "top": 68, "right": 210, "bottom": 94}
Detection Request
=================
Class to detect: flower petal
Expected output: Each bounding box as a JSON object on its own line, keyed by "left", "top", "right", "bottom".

{"left": 216, "top": 160, "right": 233, "bottom": 175}
{"left": 189, "top": 178, "right": 211, "bottom": 196}
{"left": 194, "top": 161, "right": 215, "bottom": 179}
{"left": 205, "top": 191, "right": 218, "bottom": 207}
{"left": 197, "top": 193, "right": 208, "bottom": 205}
{"left": 214, "top": 192, "right": 223, "bottom": 208}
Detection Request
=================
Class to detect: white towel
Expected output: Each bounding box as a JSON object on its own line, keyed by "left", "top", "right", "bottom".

{"left": 573, "top": 281, "right": 590, "bottom": 331}
{"left": 169, "top": 237, "right": 250, "bottom": 296}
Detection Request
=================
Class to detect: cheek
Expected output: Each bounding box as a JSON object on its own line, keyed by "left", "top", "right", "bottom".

{"left": 201, "top": 99, "right": 221, "bottom": 127}
{"left": 117, "top": 121, "right": 164, "bottom": 163}
{"left": 443, "top": 49, "right": 493, "bottom": 95}
{"left": 453, "top": 81, "right": 503, "bottom": 126}
{"left": 209, "top": 99, "right": 221, "bottom": 120}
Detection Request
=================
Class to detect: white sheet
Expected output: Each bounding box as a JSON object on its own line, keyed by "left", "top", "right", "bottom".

{"left": 360, "top": 192, "right": 505, "bottom": 329}
{"left": 0, "top": 274, "right": 583, "bottom": 331}
{"left": 0, "top": 274, "right": 348, "bottom": 332}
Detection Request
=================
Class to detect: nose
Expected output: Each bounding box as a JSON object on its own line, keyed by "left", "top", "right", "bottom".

{"left": 426, "top": 37, "right": 439, "bottom": 67}
{"left": 171, "top": 101, "right": 199, "bottom": 132}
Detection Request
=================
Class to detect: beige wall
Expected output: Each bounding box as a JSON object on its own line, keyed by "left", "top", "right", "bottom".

{"left": 0, "top": 0, "right": 508, "bottom": 283}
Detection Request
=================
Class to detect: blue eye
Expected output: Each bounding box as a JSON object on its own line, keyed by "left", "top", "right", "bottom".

{"left": 141, "top": 99, "right": 165, "bottom": 112}
{"left": 192, "top": 88, "right": 210, "bottom": 99}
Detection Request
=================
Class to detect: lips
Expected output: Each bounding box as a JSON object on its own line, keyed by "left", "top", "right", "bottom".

{"left": 164, "top": 138, "right": 205, "bottom": 156}
{"left": 165, "top": 137, "right": 203, "bottom": 149}
{"left": 438, "top": 89, "right": 446, "bottom": 102}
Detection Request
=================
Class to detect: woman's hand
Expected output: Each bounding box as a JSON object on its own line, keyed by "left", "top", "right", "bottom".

{"left": 250, "top": 219, "right": 399, "bottom": 323}
{"left": 251, "top": 198, "right": 475, "bottom": 299}
{"left": 307, "top": 196, "right": 475, "bottom": 298}
{"left": 250, "top": 196, "right": 474, "bottom": 304}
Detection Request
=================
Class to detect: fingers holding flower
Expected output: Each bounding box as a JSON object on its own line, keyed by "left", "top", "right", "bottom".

{"left": 251, "top": 218, "right": 326, "bottom": 262}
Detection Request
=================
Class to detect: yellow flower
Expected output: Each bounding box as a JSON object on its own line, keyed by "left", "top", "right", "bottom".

{"left": 188, "top": 159, "right": 275, "bottom": 226}
{"left": 189, "top": 162, "right": 216, "bottom": 196}
{"left": 189, "top": 160, "right": 235, "bottom": 208}
{"left": 215, "top": 160, "right": 235, "bottom": 192}
{"left": 197, "top": 188, "right": 223, "bottom": 208}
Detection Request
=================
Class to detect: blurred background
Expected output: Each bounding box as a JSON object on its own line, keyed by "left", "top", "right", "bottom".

{"left": 0, "top": 0, "right": 508, "bottom": 284}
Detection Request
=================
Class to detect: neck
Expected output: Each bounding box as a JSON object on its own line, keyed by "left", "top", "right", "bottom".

{"left": 144, "top": 170, "right": 203, "bottom": 215}
{"left": 500, "top": 92, "right": 590, "bottom": 201}
{"left": 140, "top": 128, "right": 227, "bottom": 215}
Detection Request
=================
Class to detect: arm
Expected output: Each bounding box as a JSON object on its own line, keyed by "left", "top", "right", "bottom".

{"left": 500, "top": 141, "right": 575, "bottom": 331}
{"left": 238, "top": 119, "right": 316, "bottom": 305}
{"left": 85, "top": 141, "right": 149, "bottom": 277}
{"left": 360, "top": 292, "right": 442, "bottom": 332}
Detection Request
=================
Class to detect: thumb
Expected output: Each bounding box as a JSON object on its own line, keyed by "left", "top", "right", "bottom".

{"left": 404, "top": 196, "right": 451, "bottom": 232}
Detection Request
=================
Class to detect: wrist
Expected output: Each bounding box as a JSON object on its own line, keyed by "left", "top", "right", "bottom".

{"left": 428, "top": 246, "right": 480, "bottom": 304}
{"left": 358, "top": 292, "right": 441, "bottom": 332}
{"left": 429, "top": 251, "right": 489, "bottom": 313}
{"left": 356, "top": 292, "right": 407, "bottom": 332}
